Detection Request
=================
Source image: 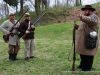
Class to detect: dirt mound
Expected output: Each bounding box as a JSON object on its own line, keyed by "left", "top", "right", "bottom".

{"left": 50, "top": 8, "right": 100, "bottom": 23}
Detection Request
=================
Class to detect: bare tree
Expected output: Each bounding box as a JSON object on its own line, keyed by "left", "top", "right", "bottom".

{"left": 75, "top": 0, "right": 81, "bottom": 6}
{"left": 41, "top": 0, "right": 48, "bottom": 9}
{"left": 4, "top": 2, "right": 9, "bottom": 16}
{"left": 35, "top": 0, "right": 41, "bottom": 25}
{"left": 28, "top": 0, "right": 35, "bottom": 9}
{"left": 55, "top": 0, "right": 57, "bottom": 7}
{"left": 61, "top": 0, "right": 75, "bottom": 6}
{"left": 20, "top": 0, "right": 24, "bottom": 14}
{"left": 0, "top": 1, "right": 9, "bottom": 18}
{"left": 47, "top": 0, "right": 50, "bottom": 7}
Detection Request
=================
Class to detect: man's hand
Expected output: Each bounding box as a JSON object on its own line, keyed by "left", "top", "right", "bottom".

{"left": 76, "top": 9, "right": 82, "bottom": 18}
{"left": 13, "top": 26, "right": 18, "bottom": 29}
{"left": 31, "top": 25, "right": 35, "bottom": 28}
{"left": 6, "top": 31, "right": 11, "bottom": 35}
{"left": 25, "top": 30, "right": 30, "bottom": 33}
{"left": 74, "top": 24, "right": 79, "bottom": 30}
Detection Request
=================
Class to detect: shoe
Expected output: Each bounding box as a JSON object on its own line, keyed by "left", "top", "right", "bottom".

{"left": 13, "top": 53, "right": 18, "bottom": 61}
{"left": 30, "top": 56, "right": 37, "bottom": 59}
{"left": 13, "top": 58, "right": 18, "bottom": 61}
{"left": 82, "top": 69, "right": 91, "bottom": 71}
{"left": 77, "top": 65, "right": 82, "bottom": 69}
{"left": 9, "top": 59, "right": 13, "bottom": 62}
{"left": 9, "top": 53, "right": 13, "bottom": 62}
{"left": 25, "top": 57, "right": 29, "bottom": 60}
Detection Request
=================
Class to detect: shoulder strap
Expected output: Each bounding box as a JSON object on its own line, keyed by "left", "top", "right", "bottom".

{"left": 83, "top": 25, "right": 98, "bottom": 35}
{"left": 9, "top": 20, "right": 17, "bottom": 26}
{"left": 27, "top": 21, "right": 30, "bottom": 30}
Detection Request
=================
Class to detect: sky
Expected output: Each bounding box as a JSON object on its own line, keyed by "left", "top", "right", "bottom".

{"left": 0, "top": 0, "right": 99, "bottom": 5}
{"left": 50, "top": 0, "right": 99, "bottom": 6}
{"left": 79, "top": 0, "right": 99, "bottom": 5}
{"left": 0, "top": 0, "right": 99, "bottom": 12}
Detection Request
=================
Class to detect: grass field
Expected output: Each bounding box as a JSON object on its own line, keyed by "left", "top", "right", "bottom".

{"left": 0, "top": 22, "right": 100, "bottom": 75}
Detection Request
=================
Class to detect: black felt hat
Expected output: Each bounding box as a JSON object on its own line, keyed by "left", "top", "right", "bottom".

{"left": 81, "top": 5, "right": 96, "bottom": 11}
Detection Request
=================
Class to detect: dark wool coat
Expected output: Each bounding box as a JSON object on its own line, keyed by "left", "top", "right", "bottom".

{"left": 75, "top": 13, "right": 100, "bottom": 56}
{"left": 18, "top": 20, "right": 35, "bottom": 39}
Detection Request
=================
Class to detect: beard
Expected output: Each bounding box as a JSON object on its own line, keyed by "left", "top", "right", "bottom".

{"left": 25, "top": 19, "right": 30, "bottom": 22}
{"left": 84, "top": 11, "right": 90, "bottom": 16}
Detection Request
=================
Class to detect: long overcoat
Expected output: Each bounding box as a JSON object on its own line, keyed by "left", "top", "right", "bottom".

{"left": 0, "top": 20, "right": 20, "bottom": 45}
{"left": 75, "top": 13, "right": 100, "bottom": 56}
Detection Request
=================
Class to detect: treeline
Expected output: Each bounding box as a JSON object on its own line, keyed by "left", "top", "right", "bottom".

{"left": 0, "top": 0, "right": 84, "bottom": 18}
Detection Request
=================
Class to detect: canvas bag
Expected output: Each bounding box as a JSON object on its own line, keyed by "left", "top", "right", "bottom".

{"left": 84, "top": 26, "right": 98, "bottom": 49}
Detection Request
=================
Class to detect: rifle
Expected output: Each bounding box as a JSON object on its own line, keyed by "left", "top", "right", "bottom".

{"left": 71, "top": 21, "right": 76, "bottom": 71}
{"left": 22, "top": 12, "right": 47, "bottom": 40}
{"left": 4, "top": 9, "right": 28, "bottom": 42}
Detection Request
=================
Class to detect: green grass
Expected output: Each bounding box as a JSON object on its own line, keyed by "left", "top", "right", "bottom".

{"left": 0, "top": 22, "right": 100, "bottom": 75}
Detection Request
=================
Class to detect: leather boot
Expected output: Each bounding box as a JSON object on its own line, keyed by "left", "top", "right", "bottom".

{"left": 9, "top": 53, "right": 13, "bottom": 62}
{"left": 13, "top": 53, "right": 18, "bottom": 61}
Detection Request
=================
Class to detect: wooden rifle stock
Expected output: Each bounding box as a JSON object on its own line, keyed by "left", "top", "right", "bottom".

{"left": 22, "top": 12, "right": 47, "bottom": 40}
{"left": 4, "top": 9, "right": 28, "bottom": 42}
{"left": 71, "top": 21, "right": 76, "bottom": 71}
{"left": 3, "top": 34, "right": 9, "bottom": 42}
{"left": 22, "top": 33, "right": 28, "bottom": 40}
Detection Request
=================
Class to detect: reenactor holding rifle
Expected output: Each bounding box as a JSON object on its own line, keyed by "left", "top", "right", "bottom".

{"left": 18, "top": 12, "right": 46, "bottom": 60}
{"left": 18, "top": 13, "right": 36, "bottom": 60}
{"left": 0, "top": 12, "right": 20, "bottom": 62}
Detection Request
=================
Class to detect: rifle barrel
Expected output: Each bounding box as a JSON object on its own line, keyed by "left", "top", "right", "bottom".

{"left": 4, "top": 9, "right": 28, "bottom": 42}
{"left": 22, "top": 12, "right": 47, "bottom": 39}
{"left": 33, "top": 12, "right": 47, "bottom": 25}
{"left": 10, "top": 9, "right": 28, "bottom": 32}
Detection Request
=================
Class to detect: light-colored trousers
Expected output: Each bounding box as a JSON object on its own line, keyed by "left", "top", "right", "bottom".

{"left": 24, "top": 39, "right": 35, "bottom": 58}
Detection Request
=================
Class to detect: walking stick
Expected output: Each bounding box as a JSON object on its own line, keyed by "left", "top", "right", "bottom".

{"left": 71, "top": 21, "right": 76, "bottom": 71}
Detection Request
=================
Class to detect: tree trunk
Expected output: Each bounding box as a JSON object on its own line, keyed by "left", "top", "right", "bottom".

{"left": 44, "top": 0, "right": 48, "bottom": 9}
{"left": 55, "top": 0, "right": 57, "bottom": 7}
{"left": 42, "top": 0, "right": 48, "bottom": 9}
{"left": 35, "top": 0, "right": 41, "bottom": 26}
{"left": 76, "top": 0, "right": 81, "bottom": 6}
{"left": 80, "top": 0, "right": 82, "bottom": 5}
{"left": 20, "top": 0, "right": 23, "bottom": 14}
{"left": 47, "top": 0, "right": 50, "bottom": 7}
{"left": 67, "top": 0, "right": 69, "bottom": 5}
{"left": 16, "top": 5, "right": 18, "bottom": 13}
{"left": 4, "top": 2, "right": 9, "bottom": 17}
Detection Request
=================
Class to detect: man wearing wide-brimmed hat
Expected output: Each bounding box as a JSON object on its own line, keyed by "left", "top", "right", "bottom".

{"left": 74, "top": 5, "right": 100, "bottom": 71}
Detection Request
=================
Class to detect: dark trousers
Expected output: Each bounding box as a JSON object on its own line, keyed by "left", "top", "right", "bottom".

{"left": 79, "top": 54, "right": 94, "bottom": 71}
{"left": 8, "top": 44, "right": 19, "bottom": 54}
